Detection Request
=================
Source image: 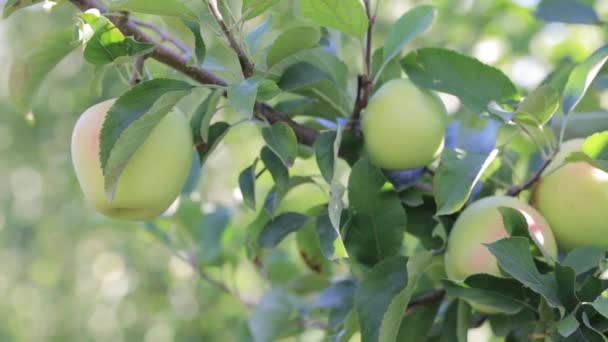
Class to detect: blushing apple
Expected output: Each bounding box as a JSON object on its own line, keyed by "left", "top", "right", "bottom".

{"left": 445, "top": 196, "right": 557, "bottom": 282}
{"left": 71, "top": 99, "right": 193, "bottom": 220}
{"left": 532, "top": 139, "right": 608, "bottom": 250}
{"left": 362, "top": 79, "right": 447, "bottom": 170}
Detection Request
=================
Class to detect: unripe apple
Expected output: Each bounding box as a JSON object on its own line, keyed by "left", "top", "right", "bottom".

{"left": 71, "top": 99, "right": 193, "bottom": 220}
{"left": 445, "top": 196, "right": 557, "bottom": 282}
{"left": 362, "top": 79, "right": 447, "bottom": 170}
{"left": 531, "top": 139, "right": 608, "bottom": 250}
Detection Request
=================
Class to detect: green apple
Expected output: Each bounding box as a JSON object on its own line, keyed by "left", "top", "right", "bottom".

{"left": 71, "top": 99, "right": 193, "bottom": 220}
{"left": 362, "top": 79, "right": 447, "bottom": 170}
{"left": 445, "top": 196, "right": 557, "bottom": 282}
{"left": 532, "top": 139, "right": 608, "bottom": 250}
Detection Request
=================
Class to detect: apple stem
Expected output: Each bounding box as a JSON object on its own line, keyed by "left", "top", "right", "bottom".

{"left": 506, "top": 148, "right": 559, "bottom": 196}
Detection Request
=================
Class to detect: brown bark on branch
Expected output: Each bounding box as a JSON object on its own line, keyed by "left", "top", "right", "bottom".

{"left": 69, "top": 0, "right": 319, "bottom": 146}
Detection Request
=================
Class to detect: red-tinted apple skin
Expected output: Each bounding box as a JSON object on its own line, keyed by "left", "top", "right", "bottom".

{"left": 445, "top": 196, "right": 557, "bottom": 281}
{"left": 71, "top": 99, "right": 193, "bottom": 220}
{"left": 532, "top": 139, "right": 608, "bottom": 250}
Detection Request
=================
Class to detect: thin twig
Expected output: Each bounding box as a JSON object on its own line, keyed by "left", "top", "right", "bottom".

{"left": 129, "top": 54, "right": 147, "bottom": 85}
{"left": 405, "top": 289, "right": 446, "bottom": 315}
{"left": 506, "top": 148, "right": 559, "bottom": 196}
{"left": 173, "top": 251, "right": 256, "bottom": 308}
{"left": 206, "top": 0, "right": 255, "bottom": 77}
{"left": 131, "top": 18, "right": 191, "bottom": 60}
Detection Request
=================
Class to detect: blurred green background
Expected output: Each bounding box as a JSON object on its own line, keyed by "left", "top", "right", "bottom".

{"left": 0, "top": 0, "right": 607, "bottom": 341}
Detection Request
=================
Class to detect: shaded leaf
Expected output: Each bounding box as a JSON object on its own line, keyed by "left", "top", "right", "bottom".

{"left": 355, "top": 252, "right": 433, "bottom": 342}
{"left": 401, "top": 48, "right": 518, "bottom": 111}
{"left": 345, "top": 159, "right": 405, "bottom": 266}
{"left": 182, "top": 20, "right": 206, "bottom": 65}
{"left": 266, "top": 26, "right": 320, "bottom": 68}
{"left": 314, "top": 129, "right": 340, "bottom": 183}
{"left": 239, "top": 160, "right": 258, "bottom": 210}
{"left": 434, "top": 148, "right": 499, "bottom": 215}
{"left": 261, "top": 122, "right": 298, "bottom": 167}
{"left": 258, "top": 212, "right": 310, "bottom": 248}
{"left": 315, "top": 209, "right": 348, "bottom": 260}
{"left": 190, "top": 90, "right": 222, "bottom": 144}
{"left": 376, "top": 5, "right": 434, "bottom": 83}
{"left": 487, "top": 237, "right": 561, "bottom": 308}
{"left": 563, "top": 44, "right": 608, "bottom": 115}
{"left": 228, "top": 76, "right": 262, "bottom": 116}
{"left": 260, "top": 146, "right": 289, "bottom": 192}
{"left": 9, "top": 28, "right": 77, "bottom": 113}
{"left": 248, "top": 289, "right": 297, "bottom": 342}
{"left": 513, "top": 84, "right": 559, "bottom": 126}
{"left": 534, "top": 0, "right": 599, "bottom": 25}
{"left": 242, "top": 0, "right": 281, "bottom": 19}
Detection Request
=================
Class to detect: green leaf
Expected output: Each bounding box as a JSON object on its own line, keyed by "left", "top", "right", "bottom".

{"left": 197, "top": 206, "right": 231, "bottom": 265}
{"left": 228, "top": 76, "right": 262, "bottom": 116}
{"left": 258, "top": 212, "right": 310, "bottom": 248}
{"left": 248, "top": 289, "right": 297, "bottom": 342}
{"left": 9, "top": 28, "right": 77, "bottom": 113}
{"left": 296, "top": 216, "right": 329, "bottom": 273}
{"left": 534, "top": 0, "right": 599, "bottom": 25}
{"left": 376, "top": 5, "right": 434, "bottom": 84}
{"left": 442, "top": 300, "right": 471, "bottom": 342}
{"left": 257, "top": 79, "right": 282, "bottom": 101}
{"left": 198, "top": 122, "right": 230, "bottom": 165}
{"left": 315, "top": 209, "right": 348, "bottom": 260}
{"left": 397, "top": 299, "right": 441, "bottom": 342}
{"left": 328, "top": 180, "right": 345, "bottom": 231}
{"left": 371, "top": 48, "right": 402, "bottom": 90}
{"left": 487, "top": 237, "right": 561, "bottom": 308}
{"left": 299, "top": 0, "right": 368, "bottom": 38}
{"left": 246, "top": 16, "right": 273, "bottom": 57}
{"left": 513, "top": 84, "right": 560, "bottom": 126}
{"left": 566, "top": 131, "right": 608, "bottom": 172}
{"left": 261, "top": 122, "right": 298, "bottom": 167}
{"left": 346, "top": 158, "right": 405, "bottom": 266}
{"left": 266, "top": 26, "right": 321, "bottom": 69}
{"left": 260, "top": 146, "right": 289, "bottom": 192}
{"left": 355, "top": 252, "right": 433, "bottom": 342}
{"left": 434, "top": 148, "right": 499, "bottom": 215}
{"left": 2, "top": 0, "right": 42, "bottom": 18}
{"left": 555, "top": 264, "right": 578, "bottom": 312}
{"left": 562, "top": 246, "right": 606, "bottom": 275}
{"left": 242, "top": 0, "right": 281, "bottom": 19}
{"left": 277, "top": 61, "right": 350, "bottom": 118}
{"left": 109, "top": 0, "right": 198, "bottom": 21}
{"left": 182, "top": 20, "right": 206, "bottom": 65}
{"left": 100, "top": 79, "right": 194, "bottom": 200}
{"left": 443, "top": 276, "right": 527, "bottom": 314}
{"left": 401, "top": 48, "right": 519, "bottom": 111}
{"left": 563, "top": 44, "right": 608, "bottom": 115}
{"left": 557, "top": 311, "right": 580, "bottom": 337}
{"left": 239, "top": 160, "right": 258, "bottom": 210}
{"left": 78, "top": 11, "right": 154, "bottom": 65}
{"left": 314, "top": 129, "right": 340, "bottom": 183}
{"left": 190, "top": 90, "right": 222, "bottom": 144}
{"left": 592, "top": 291, "right": 608, "bottom": 319}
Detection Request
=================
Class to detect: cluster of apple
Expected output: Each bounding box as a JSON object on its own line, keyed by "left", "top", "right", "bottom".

{"left": 362, "top": 79, "right": 608, "bottom": 288}
{"left": 71, "top": 79, "right": 607, "bottom": 290}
